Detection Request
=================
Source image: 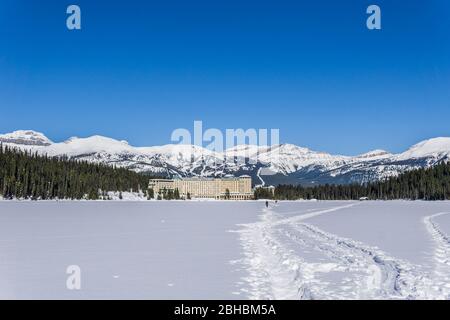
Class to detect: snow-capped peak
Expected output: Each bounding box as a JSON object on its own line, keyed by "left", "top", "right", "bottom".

{"left": 47, "top": 135, "right": 135, "bottom": 156}
{"left": 398, "top": 137, "right": 450, "bottom": 160}
{"left": 225, "top": 144, "right": 269, "bottom": 158}
{"left": 139, "top": 144, "right": 220, "bottom": 158}
{"left": 356, "top": 149, "right": 392, "bottom": 160}
{"left": 0, "top": 130, "right": 53, "bottom": 146}
{"left": 277, "top": 143, "right": 313, "bottom": 154}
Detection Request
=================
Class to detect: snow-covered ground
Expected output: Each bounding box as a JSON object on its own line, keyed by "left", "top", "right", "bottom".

{"left": 0, "top": 201, "right": 449, "bottom": 299}
{"left": 238, "top": 201, "right": 450, "bottom": 300}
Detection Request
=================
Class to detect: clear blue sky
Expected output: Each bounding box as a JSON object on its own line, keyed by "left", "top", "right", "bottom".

{"left": 0, "top": 0, "right": 449, "bottom": 155}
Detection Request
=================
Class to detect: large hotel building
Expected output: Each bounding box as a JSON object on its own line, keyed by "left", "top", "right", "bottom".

{"left": 148, "top": 176, "right": 253, "bottom": 200}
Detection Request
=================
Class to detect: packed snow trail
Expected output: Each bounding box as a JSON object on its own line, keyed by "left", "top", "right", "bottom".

{"left": 423, "top": 212, "right": 450, "bottom": 299}
{"left": 278, "top": 223, "right": 426, "bottom": 299}
{"left": 237, "top": 203, "right": 448, "bottom": 300}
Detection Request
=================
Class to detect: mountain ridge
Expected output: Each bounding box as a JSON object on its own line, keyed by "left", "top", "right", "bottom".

{"left": 1, "top": 130, "right": 449, "bottom": 186}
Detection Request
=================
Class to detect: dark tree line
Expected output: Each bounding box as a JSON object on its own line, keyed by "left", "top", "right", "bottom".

{"left": 0, "top": 144, "right": 152, "bottom": 200}
{"left": 255, "top": 162, "right": 450, "bottom": 201}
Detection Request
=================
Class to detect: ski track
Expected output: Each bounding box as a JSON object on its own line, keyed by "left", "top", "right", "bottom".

{"left": 423, "top": 212, "right": 450, "bottom": 299}
{"left": 236, "top": 203, "right": 450, "bottom": 300}
{"left": 255, "top": 167, "right": 265, "bottom": 187}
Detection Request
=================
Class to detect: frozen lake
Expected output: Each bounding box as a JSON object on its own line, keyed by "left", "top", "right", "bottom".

{"left": 0, "top": 200, "right": 449, "bottom": 299}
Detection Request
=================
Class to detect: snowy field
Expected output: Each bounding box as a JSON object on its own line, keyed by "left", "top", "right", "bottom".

{"left": 0, "top": 200, "right": 450, "bottom": 300}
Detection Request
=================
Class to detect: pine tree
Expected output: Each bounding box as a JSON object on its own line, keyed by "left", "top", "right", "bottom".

{"left": 148, "top": 188, "right": 154, "bottom": 200}
{"left": 174, "top": 188, "right": 180, "bottom": 200}
{"left": 0, "top": 145, "right": 157, "bottom": 200}
{"left": 254, "top": 162, "right": 450, "bottom": 201}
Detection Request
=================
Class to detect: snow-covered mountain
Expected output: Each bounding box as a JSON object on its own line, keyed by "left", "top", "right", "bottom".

{"left": 1, "top": 130, "right": 450, "bottom": 186}
{"left": 0, "top": 130, "right": 53, "bottom": 146}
